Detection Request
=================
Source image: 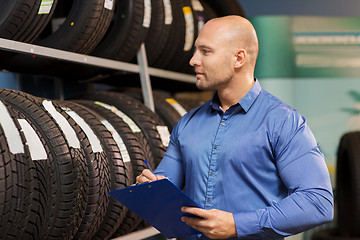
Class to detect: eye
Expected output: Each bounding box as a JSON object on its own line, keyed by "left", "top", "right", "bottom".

{"left": 201, "top": 49, "right": 211, "bottom": 55}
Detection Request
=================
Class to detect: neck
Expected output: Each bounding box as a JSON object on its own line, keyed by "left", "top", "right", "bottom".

{"left": 217, "top": 76, "right": 254, "bottom": 112}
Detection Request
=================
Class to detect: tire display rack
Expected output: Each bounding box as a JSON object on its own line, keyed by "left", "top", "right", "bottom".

{"left": 0, "top": 37, "right": 193, "bottom": 240}
{"left": 0, "top": 37, "right": 196, "bottom": 112}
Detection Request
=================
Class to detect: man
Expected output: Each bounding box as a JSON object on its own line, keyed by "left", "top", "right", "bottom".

{"left": 136, "top": 15, "right": 333, "bottom": 239}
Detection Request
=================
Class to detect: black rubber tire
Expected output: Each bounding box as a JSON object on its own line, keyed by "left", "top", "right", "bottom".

{"left": 46, "top": 100, "right": 111, "bottom": 240}
{"left": 0, "top": 100, "right": 41, "bottom": 239}
{"left": 152, "top": 0, "right": 188, "bottom": 70}
{"left": 175, "top": 95, "right": 203, "bottom": 111}
{"left": 204, "top": 0, "right": 246, "bottom": 17}
{"left": 0, "top": 0, "right": 115, "bottom": 77}
{"left": 336, "top": 132, "right": 360, "bottom": 237}
{"left": 77, "top": 91, "right": 169, "bottom": 167}
{"left": 144, "top": 0, "right": 168, "bottom": 66}
{"left": 167, "top": 0, "right": 199, "bottom": 72}
{"left": 73, "top": 99, "right": 153, "bottom": 235}
{"left": 36, "top": 0, "right": 115, "bottom": 54}
{"left": 91, "top": 0, "right": 149, "bottom": 62}
{"left": 177, "top": 0, "right": 218, "bottom": 73}
{"left": 62, "top": 100, "right": 128, "bottom": 240}
{"left": 0, "top": 0, "right": 58, "bottom": 42}
{"left": 118, "top": 88, "right": 186, "bottom": 132}
{"left": 0, "top": 89, "right": 88, "bottom": 240}
{"left": 312, "top": 228, "right": 360, "bottom": 240}
{"left": 72, "top": 99, "right": 152, "bottom": 182}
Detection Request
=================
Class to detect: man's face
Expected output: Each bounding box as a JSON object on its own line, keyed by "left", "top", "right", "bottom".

{"left": 189, "top": 23, "right": 235, "bottom": 91}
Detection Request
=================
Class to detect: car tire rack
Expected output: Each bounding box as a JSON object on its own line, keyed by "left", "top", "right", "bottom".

{"left": 0, "top": 37, "right": 196, "bottom": 112}
{"left": 0, "top": 37, "right": 192, "bottom": 240}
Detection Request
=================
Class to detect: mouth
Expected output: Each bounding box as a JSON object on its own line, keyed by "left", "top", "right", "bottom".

{"left": 195, "top": 71, "right": 204, "bottom": 78}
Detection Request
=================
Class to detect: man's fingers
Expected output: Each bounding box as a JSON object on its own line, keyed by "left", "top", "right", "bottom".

{"left": 135, "top": 169, "right": 156, "bottom": 183}
{"left": 141, "top": 169, "right": 157, "bottom": 181}
{"left": 156, "top": 175, "right": 166, "bottom": 180}
{"left": 181, "top": 207, "right": 210, "bottom": 219}
{"left": 135, "top": 169, "right": 166, "bottom": 184}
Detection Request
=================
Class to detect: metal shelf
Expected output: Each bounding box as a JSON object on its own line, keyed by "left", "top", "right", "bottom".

{"left": 0, "top": 37, "right": 196, "bottom": 111}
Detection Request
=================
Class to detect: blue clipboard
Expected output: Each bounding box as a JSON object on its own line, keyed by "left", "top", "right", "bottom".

{"left": 108, "top": 178, "right": 202, "bottom": 238}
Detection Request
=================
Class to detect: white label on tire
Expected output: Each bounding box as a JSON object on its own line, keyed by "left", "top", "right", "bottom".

{"left": 65, "top": 109, "right": 103, "bottom": 152}
{"left": 38, "top": 0, "right": 55, "bottom": 14}
{"left": 183, "top": 6, "right": 194, "bottom": 51}
{"left": 42, "top": 100, "right": 80, "bottom": 149}
{"left": 64, "top": 109, "right": 103, "bottom": 153}
{"left": 104, "top": 0, "right": 114, "bottom": 10}
{"left": 0, "top": 101, "right": 24, "bottom": 154}
{"left": 163, "top": 0, "right": 173, "bottom": 25}
{"left": 94, "top": 101, "right": 141, "bottom": 133}
{"left": 100, "top": 120, "right": 131, "bottom": 163}
{"left": 166, "top": 98, "right": 187, "bottom": 117}
{"left": 18, "top": 119, "right": 47, "bottom": 161}
{"left": 143, "top": 0, "right": 152, "bottom": 28}
{"left": 197, "top": 15, "right": 205, "bottom": 33}
{"left": 191, "top": 0, "right": 204, "bottom": 11}
{"left": 156, "top": 125, "right": 170, "bottom": 147}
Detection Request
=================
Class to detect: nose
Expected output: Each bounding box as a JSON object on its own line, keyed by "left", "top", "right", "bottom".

{"left": 189, "top": 50, "right": 200, "bottom": 67}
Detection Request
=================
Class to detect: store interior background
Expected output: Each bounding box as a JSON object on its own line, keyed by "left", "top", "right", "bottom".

{"left": 1, "top": 0, "right": 359, "bottom": 239}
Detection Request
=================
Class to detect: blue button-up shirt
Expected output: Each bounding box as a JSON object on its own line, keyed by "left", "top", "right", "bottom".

{"left": 154, "top": 79, "right": 333, "bottom": 239}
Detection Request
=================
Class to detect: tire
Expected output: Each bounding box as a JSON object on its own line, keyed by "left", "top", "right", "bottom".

{"left": 0, "top": 89, "right": 88, "bottom": 240}
{"left": 36, "top": 0, "right": 115, "bottom": 53}
{"left": 91, "top": 0, "right": 150, "bottom": 62}
{"left": 1, "top": 0, "right": 115, "bottom": 76}
{"left": 336, "top": 132, "right": 360, "bottom": 237}
{"left": 118, "top": 88, "right": 187, "bottom": 132}
{"left": 144, "top": 0, "right": 169, "bottom": 66}
{"left": 46, "top": 100, "right": 111, "bottom": 240}
{"left": 312, "top": 228, "right": 360, "bottom": 240}
{"left": 0, "top": 0, "right": 58, "bottom": 42}
{"left": 152, "top": 0, "right": 188, "bottom": 70}
{"left": 72, "top": 99, "right": 152, "bottom": 182}
{"left": 76, "top": 91, "right": 169, "bottom": 167}
{"left": 0, "top": 0, "right": 58, "bottom": 62}
{"left": 62, "top": 100, "right": 128, "bottom": 240}
{"left": 167, "top": 0, "right": 196, "bottom": 72}
{"left": 0, "top": 100, "right": 40, "bottom": 239}
{"left": 73, "top": 99, "right": 152, "bottom": 235}
{"left": 177, "top": 0, "right": 218, "bottom": 73}
{"left": 174, "top": 94, "right": 203, "bottom": 111}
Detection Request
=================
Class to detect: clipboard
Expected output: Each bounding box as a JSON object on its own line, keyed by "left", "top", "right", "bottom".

{"left": 108, "top": 178, "right": 202, "bottom": 238}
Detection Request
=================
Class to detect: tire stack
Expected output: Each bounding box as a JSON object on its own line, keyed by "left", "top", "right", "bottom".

{"left": 312, "top": 132, "right": 360, "bottom": 240}
{"left": 0, "top": 0, "right": 245, "bottom": 79}
{"left": 0, "top": 86, "right": 196, "bottom": 240}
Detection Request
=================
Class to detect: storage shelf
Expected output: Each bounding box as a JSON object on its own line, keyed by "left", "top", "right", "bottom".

{"left": 0, "top": 37, "right": 196, "bottom": 111}
{"left": 0, "top": 38, "right": 196, "bottom": 83}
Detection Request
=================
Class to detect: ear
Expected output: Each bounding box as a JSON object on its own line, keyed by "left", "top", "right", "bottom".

{"left": 234, "top": 49, "right": 246, "bottom": 68}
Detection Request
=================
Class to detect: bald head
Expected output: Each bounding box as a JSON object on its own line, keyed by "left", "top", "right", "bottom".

{"left": 199, "top": 16, "right": 259, "bottom": 67}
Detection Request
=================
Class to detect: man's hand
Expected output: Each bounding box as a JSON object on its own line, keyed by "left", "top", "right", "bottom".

{"left": 135, "top": 169, "right": 165, "bottom": 184}
{"left": 181, "top": 207, "right": 237, "bottom": 239}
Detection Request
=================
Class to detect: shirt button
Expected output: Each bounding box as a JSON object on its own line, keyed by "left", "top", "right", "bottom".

{"left": 214, "top": 145, "right": 217, "bottom": 149}
{"left": 210, "top": 171, "right": 214, "bottom": 175}
{"left": 207, "top": 198, "right": 211, "bottom": 202}
{"left": 221, "top": 122, "right": 225, "bottom": 126}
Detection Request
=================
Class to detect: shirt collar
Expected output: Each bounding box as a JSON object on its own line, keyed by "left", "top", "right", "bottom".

{"left": 210, "top": 78, "right": 262, "bottom": 113}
